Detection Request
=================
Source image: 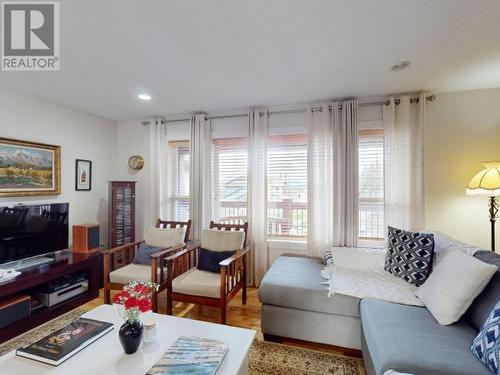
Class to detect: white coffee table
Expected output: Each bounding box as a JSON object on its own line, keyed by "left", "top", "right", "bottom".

{"left": 0, "top": 304, "right": 256, "bottom": 374}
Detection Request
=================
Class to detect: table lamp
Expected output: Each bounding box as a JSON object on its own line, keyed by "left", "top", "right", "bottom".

{"left": 466, "top": 161, "right": 500, "bottom": 251}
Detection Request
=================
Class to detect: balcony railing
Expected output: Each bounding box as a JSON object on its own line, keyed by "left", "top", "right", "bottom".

{"left": 216, "top": 199, "right": 307, "bottom": 238}
{"left": 359, "top": 199, "right": 384, "bottom": 240}
{"left": 171, "top": 197, "right": 383, "bottom": 240}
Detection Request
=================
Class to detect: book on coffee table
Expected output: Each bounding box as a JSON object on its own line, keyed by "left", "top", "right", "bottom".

{"left": 147, "top": 336, "right": 229, "bottom": 375}
{"left": 16, "top": 318, "right": 113, "bottom": 366}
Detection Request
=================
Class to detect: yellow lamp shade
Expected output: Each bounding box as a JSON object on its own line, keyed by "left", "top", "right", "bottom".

{"left": 466, "top": 161, "right": 500, "bottom": 197}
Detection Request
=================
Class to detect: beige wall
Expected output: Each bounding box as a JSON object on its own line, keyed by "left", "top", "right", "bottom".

{"left": 0, "top": 87, "right": 118, "bottom": 245}
{"left": 425, "top": 88, "right": 500, "bottom": 250}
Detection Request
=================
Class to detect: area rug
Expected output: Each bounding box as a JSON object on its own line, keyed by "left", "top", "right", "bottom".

{"left": 248, "top": 340, "right": 364, "bottom": 375}
{"left": 0, "top": 307, "right": 87, "bottom": 356}
{"left": 0, "top": 308, "right": 364, "bottom": 375}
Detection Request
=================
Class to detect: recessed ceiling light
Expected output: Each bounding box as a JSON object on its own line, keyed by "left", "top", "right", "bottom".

{"left": 137, "top": 94, "right": 152, "bottom": 101}
{"left": 391, "top": 61, "right": 412, "bottom": 71}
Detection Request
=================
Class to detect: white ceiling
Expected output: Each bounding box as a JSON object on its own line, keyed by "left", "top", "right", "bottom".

{"left": 1, "top": 0, "right": 500, "bottom": 121}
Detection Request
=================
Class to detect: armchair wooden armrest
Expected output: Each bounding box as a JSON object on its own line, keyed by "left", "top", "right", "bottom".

{"left": 150, "top": 243, "right": 185, "bottom": 289}
{"left": 101, "top": 240, "right": 144, "bottom": 256}
{"left": 150, "top": 243, "right": 185, "bottom": 261}
{"left": 102, "top": 240, "right": 144, "bottom": 273}
{"left": 165, "top": 242, "right": 200, "bottom": 264}
{"left": 166, "top": 243, "right": 200, "bottom": 271}
{"left": 219, "top": 245, "right": 249, "bottom": 267}
{"left": 219, "top": 245, "right": 249, "bottom": 299}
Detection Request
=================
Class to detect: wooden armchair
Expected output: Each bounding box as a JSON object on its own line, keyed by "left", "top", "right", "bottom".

{"left": 166, "top": 221, "right": 248, "bottom": 324}
{"left": 103, "top": 219, "right": 191, "bottom": 312}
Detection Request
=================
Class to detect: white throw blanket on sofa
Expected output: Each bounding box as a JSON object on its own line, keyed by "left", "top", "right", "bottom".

{"left": 321, "top": 232, "right": 484, "bottom": 307}
{"left": 322, "top": 246, "right": 425, "bottom": 306}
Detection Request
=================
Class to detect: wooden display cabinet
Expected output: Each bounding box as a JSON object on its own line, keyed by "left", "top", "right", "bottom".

{"left": 109, "top": 181, "right": 136, "bottom": 249}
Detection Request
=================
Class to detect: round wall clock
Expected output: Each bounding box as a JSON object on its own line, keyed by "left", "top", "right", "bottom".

{"left": 128, "top": 155, "right": 144, "bottom": 170}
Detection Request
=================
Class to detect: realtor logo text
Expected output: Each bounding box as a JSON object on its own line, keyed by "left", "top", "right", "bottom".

{"left": 1, "top": 1, "right": 60, "bottom": 71}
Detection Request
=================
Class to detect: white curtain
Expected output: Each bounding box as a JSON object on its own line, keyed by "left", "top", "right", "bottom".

{"left": 149, "top": 118, "right": 168, "bottom": 228}
{"left": 307, "top": 105, "right": 335, "bottom": 257}
{"left": 383, "top": 94, "right": 425, "bottom": 232}
{"left": 307, "top": 101, "right": 359, "bottom": 257}
{"left": 189, "top": 114, "right": 212, "bottom": 241}
{"left": 334, "top": 100, "right": 359, "bottom": 247}
{"left": 248, "top": 110, "right": 268, "bottom": 286}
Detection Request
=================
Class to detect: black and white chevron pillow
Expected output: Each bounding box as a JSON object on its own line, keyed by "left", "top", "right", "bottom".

{"left": 323, "top": 247, "right": 334, "bottom": 266}
{"left": 384, "top": 226, "right": 435, "bottom": 286}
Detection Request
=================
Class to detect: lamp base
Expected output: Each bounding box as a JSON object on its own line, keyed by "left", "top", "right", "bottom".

{"left": 489, "top": 196, "right": 499, "bottom": 252}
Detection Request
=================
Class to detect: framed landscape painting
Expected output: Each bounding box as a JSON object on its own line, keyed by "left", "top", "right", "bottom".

{"left": 0, "top": 138, "right": 61, "bottom": 197}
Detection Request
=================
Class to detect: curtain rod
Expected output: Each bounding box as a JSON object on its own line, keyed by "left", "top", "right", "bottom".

{"left": 156, "top": 95, "right": 436, "bottom": 124}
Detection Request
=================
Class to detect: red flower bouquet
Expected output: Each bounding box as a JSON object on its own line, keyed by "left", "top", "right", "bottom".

{"left": 112, "top": 281, "right": 157, "bottom": 323}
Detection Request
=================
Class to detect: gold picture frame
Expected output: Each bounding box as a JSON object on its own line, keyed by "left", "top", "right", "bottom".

{"left": 0, "top": 137, "right": 61, "bottom": 197}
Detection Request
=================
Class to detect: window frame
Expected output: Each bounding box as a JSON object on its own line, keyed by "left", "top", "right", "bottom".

{"left": 211, "top": 137, "right": 248, "bottom": 225}
{"left": 167, "top": 140, "right": 190, "bottom": 222}
{"left": 267, "top": 133, "right": 308, "bottom": 241}
{"left": 358, "top": 128, "right": 385, "bottom": 245}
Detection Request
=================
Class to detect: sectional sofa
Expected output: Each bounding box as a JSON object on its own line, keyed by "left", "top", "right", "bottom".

{"left": 258, "top": 236, "right": 499, "bottom": 375}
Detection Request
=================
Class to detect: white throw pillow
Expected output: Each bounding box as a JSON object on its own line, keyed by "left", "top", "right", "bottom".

{"left": 428, "top": 231, "right": 483, "bottom": 266}
{"left": 415, "top": 251, "right": 497, "bottom": 325}
{"left": 144, "top": 227, "right": 185, "bottom": 248}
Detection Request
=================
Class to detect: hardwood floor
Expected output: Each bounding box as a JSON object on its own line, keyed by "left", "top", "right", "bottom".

{"left": 83, "top": 287, "right": 363, "bottom": 359}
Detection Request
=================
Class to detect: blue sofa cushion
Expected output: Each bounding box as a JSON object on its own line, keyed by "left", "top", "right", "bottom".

{"left": 467, "top": 251, "right": 500, "bottom": 331}
{"left": 259, "top": 255, "right": 361, "bottom": 317}
{"left": 133, "top": 243, "right": 163, "bottom": 265}
{"left": 360, "top": 298, "right": 490, "bottom": 375}
{"left": 471, "top": 299, "right": 500, "bottom": 374}
{"left": 197, "top": 248, "right": 235, "bottom": 273}
{"left": 384, "top": 226, "right": 434, "bottom": 286}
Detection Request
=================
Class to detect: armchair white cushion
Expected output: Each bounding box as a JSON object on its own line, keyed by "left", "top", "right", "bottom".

{"left": 201, "top": 229, "right": 244, "bottom": 252}
{"left": 144, "top": 227, "right": 185, "bottom": 248}
{"left": 172, "top": 268, "right": 221, "bottom": 298}
{"left": 110, "top": 264, "right": 148, "bottom": 284}
{"left": 109, "top": 264, "right": 166, "bottom": 284}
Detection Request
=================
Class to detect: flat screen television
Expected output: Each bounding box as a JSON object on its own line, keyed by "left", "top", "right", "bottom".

{"left": 0, "top": 202, "right": 69, "bottom": 264}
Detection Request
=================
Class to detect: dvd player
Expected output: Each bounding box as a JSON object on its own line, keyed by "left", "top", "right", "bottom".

{"left": 35, "top": 273, "right": 89, "bottom": 307}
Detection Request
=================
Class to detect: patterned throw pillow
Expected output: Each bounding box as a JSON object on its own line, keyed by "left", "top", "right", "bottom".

{"left": 323, "top": 247, "right": 334, "bottom": 266}
{"left": 471, "top": 299, "right": 500, "bottom": 374}
{"left": 384, "top": 226, "right": 435, "bottom": 286}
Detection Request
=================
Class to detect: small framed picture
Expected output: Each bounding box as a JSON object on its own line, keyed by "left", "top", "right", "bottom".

{"left": 75, "top": 159, "right": 92, "bottom": 191}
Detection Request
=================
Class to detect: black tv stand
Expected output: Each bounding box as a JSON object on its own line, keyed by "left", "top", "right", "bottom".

{"left": 0, "top": 250, "right": 99, "bottom": 344}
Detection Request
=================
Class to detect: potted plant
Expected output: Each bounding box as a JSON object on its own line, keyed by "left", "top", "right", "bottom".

{"left": 112, "top": 281, "right": 157, "bottom": 354}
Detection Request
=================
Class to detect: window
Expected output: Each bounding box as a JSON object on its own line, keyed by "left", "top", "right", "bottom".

{"left": 358, "top": 129, "right": 384, "bottom": 240}
{"left": 267, "top": 134, "right": 308, "bottom": 239}
{"left": 167, "top": 141, "right": 190, "bottom": 221}
{"left": 212, "top": 138, "right": 248, "bottom": 224}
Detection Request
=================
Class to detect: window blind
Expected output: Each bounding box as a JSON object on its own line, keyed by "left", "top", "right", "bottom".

{"left": 211, "top": 137, "right": 248, "bottom": 224}
{"left": 358, "top": 129, "right": 384, "bottom": 239}
{"left": 167, "top": 140, "right": 190, "bottom": 222}
{"left": 267, "top": 134, "right": 308, "bottom": 239}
